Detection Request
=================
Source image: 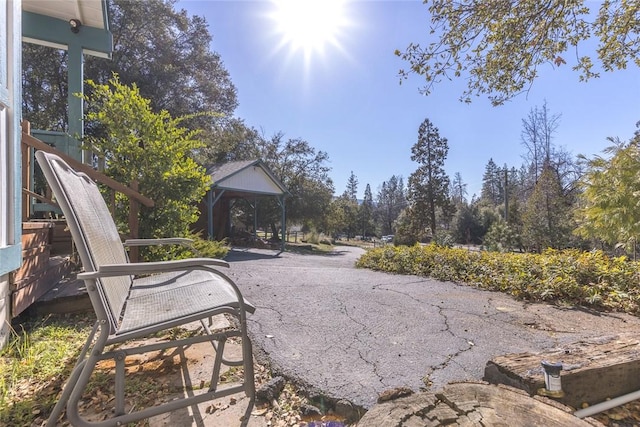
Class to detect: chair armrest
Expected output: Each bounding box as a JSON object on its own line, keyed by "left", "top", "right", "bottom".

{"left": 123, "top": 238, "right": 194, "bottom": 247}
{"left": 78, "top": 258, "right": 229, "bottom": 279}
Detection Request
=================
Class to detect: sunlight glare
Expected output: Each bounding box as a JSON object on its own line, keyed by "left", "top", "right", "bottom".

{"left": 270, "top": 0, "right": 349, "bottom": 58}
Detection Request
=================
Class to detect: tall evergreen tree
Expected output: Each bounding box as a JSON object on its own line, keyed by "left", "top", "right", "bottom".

{"left": 375, "top": 175, "right": 406, "bottom": 236}
{"left": 522, "top": 163, "right": 572, "bottom": 251}
{"left": 480, "top": 158, "right": 503, "bottom": 206}
{"left": 359, "top": 183, "right": 374, "bottom": 238}
{"left": 340, "top": 172, "right": 360, "bottom": 239}
{"left": 451, "top": 172, "right": 468, "bottom": 206}
{"left": 408, "top": 118, "right": 451, "bottom": 236}
{"left": 345, "top": 171, "right": 359, "bottom": 201}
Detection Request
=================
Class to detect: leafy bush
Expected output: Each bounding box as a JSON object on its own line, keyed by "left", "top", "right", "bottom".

{"left": 483, "top": 220, "right": 520, "bottom": 252}
{"left": 191, "top": 235, "right": 229, "bottom": 259}
{"left": 83, "top": 75, "right": 211, "bottom": 261}
{"left": 319, "top": 237, "right": 333, "bottom": 245}
{"left": 306, "top": 232, "right": 320, "bottom": 245}
{"left": 138, "top": 233, "right": 229, "bottom": 262}
{"left": 356, "top": 244, "right": 640, "bottom": 314}
{"left": 433, "top": 231, "right": 455, "bottom": 247}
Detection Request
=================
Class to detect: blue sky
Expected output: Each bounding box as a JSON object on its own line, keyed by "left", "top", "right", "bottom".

{"left": 178, "top": 0, "right": 639, "bottom": 199}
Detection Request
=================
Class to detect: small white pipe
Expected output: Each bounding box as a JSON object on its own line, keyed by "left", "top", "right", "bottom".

{"left": 575, "top": 389, "right": 640, "bottom": 418}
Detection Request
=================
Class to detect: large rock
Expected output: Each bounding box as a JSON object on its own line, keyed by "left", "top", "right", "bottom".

{"left": 357, "top": 382, "right": 602, "bottom": 426}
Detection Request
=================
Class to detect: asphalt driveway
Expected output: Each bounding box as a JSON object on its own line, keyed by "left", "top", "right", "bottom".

{"left": 225, "top": 246, "right": 640, "bottom": 410}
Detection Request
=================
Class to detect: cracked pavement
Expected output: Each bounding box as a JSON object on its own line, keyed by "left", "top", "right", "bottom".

{"left": 225, "top": 246, "right": 640, "bottom": 410}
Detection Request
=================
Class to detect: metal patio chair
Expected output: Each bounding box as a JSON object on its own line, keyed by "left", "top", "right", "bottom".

{"left": 36, "top": 151, "right": 255, "bottom": 426}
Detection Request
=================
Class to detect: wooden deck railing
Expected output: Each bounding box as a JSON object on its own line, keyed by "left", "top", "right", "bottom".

{"left": 21, "top": 121, "right": 154, "bottom": 262}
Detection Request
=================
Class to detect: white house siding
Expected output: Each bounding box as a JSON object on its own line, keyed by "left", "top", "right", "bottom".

{"left": 1, "top": 0, "right": 21, "bottom": 347}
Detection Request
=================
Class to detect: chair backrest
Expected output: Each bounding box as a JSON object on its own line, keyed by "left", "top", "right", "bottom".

{"left": 35, "top": 151, "right": 132, "bottom": 331}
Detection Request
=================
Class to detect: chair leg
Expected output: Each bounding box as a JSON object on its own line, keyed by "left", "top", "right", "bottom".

{"left": 209, "top": 337, "right": 226, "bottom": 392}
{"left": 45, "top": 359, "right": 89, "bottom": 427}
{"left": 49, "top": 319, "right": 256, "bottom": 426}
{"left": 243, "top": 335, "right": 256, "bottom": 400}
{"left": 65, "top": 332, "right": 112, "bottom": 427}
{"left": 45, "top": 321, "right": 100, "bottom": 427}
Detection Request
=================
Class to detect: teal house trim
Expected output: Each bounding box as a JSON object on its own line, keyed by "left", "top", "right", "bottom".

{"left": 22, "top": 4, "right": 112, "bottom": 164}
{"left": 22, "top": 11, "right": 112, "bottom": 56}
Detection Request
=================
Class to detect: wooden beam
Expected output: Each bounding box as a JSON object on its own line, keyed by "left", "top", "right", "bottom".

{"left": 21, "top": 136, "right": 32, "bottom": 221}
{"left": 22, "top": 132, "right": 154, "bottom": 207}
{"left": 22, "top": 188, "right": 58, "bottom": 207}
{"left": 128, "top": 180, "right": 140, "bottom": 263}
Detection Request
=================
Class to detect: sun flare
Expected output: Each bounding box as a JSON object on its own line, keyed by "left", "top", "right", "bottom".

{"left": 270, "top": 0, "right": 349, "bottom": 58}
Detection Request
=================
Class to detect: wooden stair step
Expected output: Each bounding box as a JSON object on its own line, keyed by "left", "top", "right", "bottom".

{"left": 11, "top": 256, "right": 75, "bottom": 318}
{"left": 32, "top": 276, "right": 91, "bottom": 316}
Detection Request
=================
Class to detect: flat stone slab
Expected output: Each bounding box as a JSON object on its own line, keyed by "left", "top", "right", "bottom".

{"left": 357, "top": 382, "right": 602, "bottom": 426}
{"left": 484, "top": 333, "right": 640, "bottom": 408}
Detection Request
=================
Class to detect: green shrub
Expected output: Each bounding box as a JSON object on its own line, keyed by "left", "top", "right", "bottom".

{"left": 140, "top": 233, "right": 229, "bottom": 261}
{"left": 484, "top": 221, "right": 520, "bottom": 252}
{"left": 356, "top": 245, "right": 640, "bottom": 314}
{"left": 319, "top": 237, "right": 333, "bottom": 245}
{"left": 84, "top": 76, "right": 211, "bottom": 262}
{"left": 433, "top": 231, "right": 455, "bottom": 248}
{"left": 191, "top": 235, "right": 229, "bottom": 259}
{"left": 306, "top": 232, "right": 320, "bottom": 245}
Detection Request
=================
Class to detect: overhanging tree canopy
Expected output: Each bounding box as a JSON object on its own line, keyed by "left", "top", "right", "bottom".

{"left": 397, "top": 0, "right": 640, "bottom": 105}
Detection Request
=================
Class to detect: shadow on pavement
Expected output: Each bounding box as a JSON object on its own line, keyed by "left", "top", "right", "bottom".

{"left": 226, "top": 247, "right": 352, "bottom": 262}
{"left": 226, "top": 249, "right": 284, "bottom": 262}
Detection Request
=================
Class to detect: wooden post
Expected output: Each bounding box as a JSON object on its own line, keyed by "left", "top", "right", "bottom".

{"left": 109, "top": 189, "right": 116, "bottom": 218}
{"left": 21, "top": 120, "right": 31, "bottom": 221}
{"left": 128, "top": 180, "right": 140, "bottom": 262}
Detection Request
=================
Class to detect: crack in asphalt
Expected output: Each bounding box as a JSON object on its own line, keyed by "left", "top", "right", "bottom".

{"left": 425, "top": 304, "right": 476, "bottom": 382}
{"left": 335, "top": 297, "right": 387, "bottom": 388}
{"left": 253, "top": 304, "right": 285, "bottom": 323}
{"left": 372, "top": 283, "right": 476, "bottom": 385}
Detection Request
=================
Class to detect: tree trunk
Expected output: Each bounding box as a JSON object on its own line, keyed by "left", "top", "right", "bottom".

{"left": 270, "top": 222, "right": 280, "bottom": 241}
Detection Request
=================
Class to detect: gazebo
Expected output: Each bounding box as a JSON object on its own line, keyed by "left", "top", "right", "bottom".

{"left": 198, "top": 159, "right": 290, "bottom": 251}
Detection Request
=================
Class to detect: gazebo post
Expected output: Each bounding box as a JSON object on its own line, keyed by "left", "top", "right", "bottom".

{"left": 207, "top": 189, "right": 225, "bottom": 240}
{"left": 207, "top": 190, "right": 213, "bottom": 240}
{"left": 254, "top": 197, "right": 258, "bottom": 240}
{"left": 279, "top": 195, "right": 286, "bottom": 252}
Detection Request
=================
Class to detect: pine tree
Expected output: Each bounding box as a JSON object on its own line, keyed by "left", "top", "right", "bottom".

{"left": 522, "top": 163, "right": 571, "bottom": 251}
{"left": 480, "top": 158, "right": 503, "bottom": 206}
{"left": 452, "top": 172, "right": 468, "bottom": 206}
{"left": 408, "top": 118, "right": 451, "bottom": 236}
{"left": 359, "top": 184, "right": 374, "bottom": 238}
{"left": 345, "top": 171, "right": 359, "bottom": 201}
{"left": 375, "top": 176, "right": 406, "bottom": 236}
